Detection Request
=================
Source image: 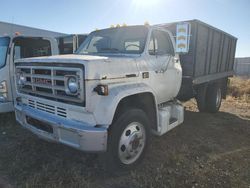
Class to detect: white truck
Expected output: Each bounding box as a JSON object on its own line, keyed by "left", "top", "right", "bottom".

{"left": 0, "top": 35, "right": 59, "bottom": 113}
{"left": 14, "top": 20, "right": 236, "bottom": 169}
{"left": 0, "top": 34, "right": 88, "bottom": 114}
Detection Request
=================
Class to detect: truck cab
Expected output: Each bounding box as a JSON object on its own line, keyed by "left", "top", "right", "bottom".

{"left": 0, "top": 35, "right": 59, "bottom": 113}
{"left": 14, "top": 25, "right": 184, "bottom": 169}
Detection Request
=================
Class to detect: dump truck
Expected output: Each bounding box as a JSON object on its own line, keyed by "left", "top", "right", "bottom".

{"left": 14, "top": 20, "right": 237, "bottom": 170}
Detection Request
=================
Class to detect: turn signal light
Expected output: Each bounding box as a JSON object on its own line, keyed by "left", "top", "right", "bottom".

{"left": 15, "top": 32, "right": 21, "bottom": 36}
{"left": 94, "top": 85, "right": 109, "bottom": 96}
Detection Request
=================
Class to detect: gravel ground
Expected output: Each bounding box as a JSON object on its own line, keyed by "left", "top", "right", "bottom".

{"left": 0, "top": 98, "right": 249, "bottom": 188}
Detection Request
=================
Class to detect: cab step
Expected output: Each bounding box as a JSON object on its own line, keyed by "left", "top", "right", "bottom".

{"left": 154, "top": 101, "right": 184, "bottom": 136}
{"left": 169, "top": 117, "right": 178, "bottom": 124}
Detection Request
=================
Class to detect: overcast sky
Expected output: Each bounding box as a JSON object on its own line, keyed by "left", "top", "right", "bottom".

{"left": 0, "top": 0, "right": 249, "bottom": 57}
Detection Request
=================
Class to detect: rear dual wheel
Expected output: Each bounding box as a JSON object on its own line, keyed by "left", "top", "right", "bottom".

{"left": 206, "top": 84, "right": 222, "bottom": 113}
{"left": 196, "top": 83, "right": 222, "bottom": 113}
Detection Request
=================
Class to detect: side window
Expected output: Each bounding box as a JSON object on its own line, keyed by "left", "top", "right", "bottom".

{"left": 149, "top": 30, "right": 174, "bottom": 56}
{"left": 14, "top": 46, "right": 21, "bottom": 60}
{"left": 58, "top": 36, "right": 74, "bottom": 54}
{"left": 124, "top": 40, "right": 140, "bottom": 51}
{"left": 14, "top": 38, "right": 52, "bottom": 60}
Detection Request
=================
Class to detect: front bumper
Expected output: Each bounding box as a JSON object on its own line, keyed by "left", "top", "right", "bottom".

{"left": 0, "top": 101, "right": 14, "bottom": 113}
{"left": 15, "top": 105, "right": 107, "bottom": 152}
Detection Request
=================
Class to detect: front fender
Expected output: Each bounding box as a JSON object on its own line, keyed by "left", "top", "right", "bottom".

{"left": 92, "top": 83, "right": 157, "bottom": 126}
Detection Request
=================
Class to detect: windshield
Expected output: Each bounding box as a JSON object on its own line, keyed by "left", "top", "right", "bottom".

{"left": 77, "top": 26, "right": 149, "bottom": 55}
{"left": 0, "top": 37, "right": 10, "bottom": 68}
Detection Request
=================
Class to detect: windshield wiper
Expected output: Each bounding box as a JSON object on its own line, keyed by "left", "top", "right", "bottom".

{"left": 100, "top": 48, "right": 120, "bottom": 53}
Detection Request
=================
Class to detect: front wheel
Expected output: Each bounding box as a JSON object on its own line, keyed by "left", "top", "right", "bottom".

{"left": 105, "top": 109, "right": 150, "bottom": 171}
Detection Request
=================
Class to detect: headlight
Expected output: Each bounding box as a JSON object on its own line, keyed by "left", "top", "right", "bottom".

{"left": 0, "top": 81, "right": 7, "bottom": 93}
{"left": 0, "top": 81, "right": 7, "bottom": 102}
{"left": 17, "top": 73, "right": 26, "bottom": 86}
{"left": 0, "top": 94, "right": 7, "bottom": 102}
{"left": 66, "top": 76, "right": 78, "bottom": 94}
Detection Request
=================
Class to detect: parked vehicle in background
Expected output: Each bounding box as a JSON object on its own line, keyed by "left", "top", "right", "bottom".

{"left": 0, "top": 34, "right": 88, "bottom": 114}
{"left": 14, "top": 20, "right": 237, "bottom": 170}
{"left": 57, "top": 34, "right": 88, "bottom": 54}
{"left": 0, "top": 35, "right": 59, "bottom": 113}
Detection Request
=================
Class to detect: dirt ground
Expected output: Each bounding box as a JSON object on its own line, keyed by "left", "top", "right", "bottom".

{"left": 0, "top": 98, "right": 249, "bottom": 188}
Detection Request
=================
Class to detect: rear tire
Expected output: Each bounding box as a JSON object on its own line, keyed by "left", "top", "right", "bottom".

{"left": 104, "top": 108, "right": 150, "bottom": 172}
{"left": 195, "top": 83, "right": 222, "bottom": 113}
{"left": 195, "top": 85, "right": 207, "bottom": 112}
{"left": 205, "top": 84, "right": 222, "bottom": 113}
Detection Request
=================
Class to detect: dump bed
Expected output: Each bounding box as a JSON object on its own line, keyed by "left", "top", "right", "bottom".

{"left": 159, "top": 20, "right": 237, "bottom": 100}
{"left": 161, "top": 20, "right": 237, "bottom": 84}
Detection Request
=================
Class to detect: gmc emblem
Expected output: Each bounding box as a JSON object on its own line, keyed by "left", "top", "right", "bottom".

{"left": 34, "top": 78, "right": 51, "bottom": 85}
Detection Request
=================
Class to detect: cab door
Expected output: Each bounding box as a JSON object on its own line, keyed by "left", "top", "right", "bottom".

{"left": 144, "top": 29, "right": 180, "bottom": 103}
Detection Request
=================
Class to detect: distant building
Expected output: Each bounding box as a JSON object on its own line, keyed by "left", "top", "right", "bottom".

{"left": 0, "top": 21, "right": 65, "bottom": 37}
{"left": 234, "top": 57, "right": 250, "bottom": 76}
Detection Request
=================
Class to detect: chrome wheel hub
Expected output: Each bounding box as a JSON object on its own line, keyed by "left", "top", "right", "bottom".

{"left": 118, "top": 122, "right": 146, "bottom": 165}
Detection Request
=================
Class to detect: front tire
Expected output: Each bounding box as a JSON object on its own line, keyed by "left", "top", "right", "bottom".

{"left": 105, "top": 109, "right": 150, "bottom": 171}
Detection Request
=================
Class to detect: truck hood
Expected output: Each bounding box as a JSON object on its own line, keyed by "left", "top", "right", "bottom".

{"left": 15, "top": 54, "right": 140, "bottom": 80}
{"left": 15, "top": 54, "right": 109, "bottom": 63}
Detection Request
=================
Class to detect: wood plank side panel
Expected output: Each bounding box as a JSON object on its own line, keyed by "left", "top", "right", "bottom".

{"left": 209, "top": 31, "right": 221, "bottom": 74}
{"left": 230, "top": 39, "right": 237, "bottom": 71}
{"left": 194, "top": 24, "right": 209, "bottom": 77}
{"left": 226, "top": 38, "right": 232, "bottom": 71}
{"left": 205, "top": 29, "right": 212, "bottom": 75}
{"left": 220, "top": 36, "right": 229, "bottom": 72}
{"left": 217, "top": 33, "right": 224, "bottom": 73}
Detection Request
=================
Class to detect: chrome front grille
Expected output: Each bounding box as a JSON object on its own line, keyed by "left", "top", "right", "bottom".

{"left": 16, "top": 65, "right": 84, "bottom": 105}
{"left": 28, "top": 99, "right": 67, "bottom": 118}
